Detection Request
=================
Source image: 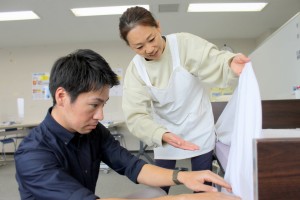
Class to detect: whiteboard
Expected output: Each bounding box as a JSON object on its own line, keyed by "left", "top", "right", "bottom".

{"left": 250, "top": 12, "right": 300, "bottom": 100}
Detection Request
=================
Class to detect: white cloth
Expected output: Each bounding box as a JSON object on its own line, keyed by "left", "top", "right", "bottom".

{"left": 133, "top": 34, "right": 215, "bottom": 159}
{"left": 216, "top": 62, "right": 262, "bottom": 200}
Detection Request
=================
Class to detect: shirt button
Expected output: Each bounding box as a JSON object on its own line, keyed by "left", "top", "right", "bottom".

{"left": 85, "top": 170, "right": 88, "bottom": 174}
{"left": 64, "top": 141, "right": 67, "bottom": 145}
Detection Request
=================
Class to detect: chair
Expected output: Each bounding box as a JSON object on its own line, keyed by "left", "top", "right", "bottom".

{"left": 136, "top": 141, "right": 154, "bottom": 164}
{"left": 0, "top": 128, "right": 17, "bottom": 165}
{"left": 112, "top": 133, "right": 127, "bottom": 148}
{"left": 100, "top": 131, "right": 127, "bottom": 174}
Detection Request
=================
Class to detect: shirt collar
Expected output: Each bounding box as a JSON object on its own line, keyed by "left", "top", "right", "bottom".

{"left": 44, "top": 107, "right": 75, "bottom": 145}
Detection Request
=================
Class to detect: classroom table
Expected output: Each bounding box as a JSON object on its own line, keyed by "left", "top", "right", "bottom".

{"left": 0, "top": 122, "right": 39, "bottom": 131}
{"left": 0, "top": 122, "right": 39, "bottom": 166}
{"left": 99, "top": 120, "right": 126, "bottom": 173}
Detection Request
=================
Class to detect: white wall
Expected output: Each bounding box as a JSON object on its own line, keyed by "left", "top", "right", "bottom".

{"left": 0, "top": 41, "right": 134, "bottom": 123}
{"left": 212, "top": 38, "right": 257, "bottom": 56}
{"left": 250, "top": 12, "right": 300, "bottom": 100}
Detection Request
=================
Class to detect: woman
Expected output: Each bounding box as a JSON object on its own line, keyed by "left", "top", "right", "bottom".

{"left": 119, "top": 6, "right": 249, "bottom": 193}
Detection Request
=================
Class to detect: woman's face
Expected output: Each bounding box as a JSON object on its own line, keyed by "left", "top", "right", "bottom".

{"left": 126, "top": 24, "right": 165, "bottom": 60}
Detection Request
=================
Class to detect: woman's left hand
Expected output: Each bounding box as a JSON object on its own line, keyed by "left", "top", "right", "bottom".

{"left": 162, "top": 132, "right": 200, "bottom": 151}
{"left": 230, "top": 53, "right": 250, "bottom": 76}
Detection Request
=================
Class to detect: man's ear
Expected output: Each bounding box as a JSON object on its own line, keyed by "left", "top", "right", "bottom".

{"left": 55, "top": 87, "right": 68, "bottom": 107}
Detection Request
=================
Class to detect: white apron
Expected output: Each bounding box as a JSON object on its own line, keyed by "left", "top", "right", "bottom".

{"left": 133, "top": 34, "right": 215, "bottom": 160}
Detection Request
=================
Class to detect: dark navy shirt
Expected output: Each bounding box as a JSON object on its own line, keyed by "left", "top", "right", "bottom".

{"left": 15, "top": 107, "right": 147, "bottom": 200}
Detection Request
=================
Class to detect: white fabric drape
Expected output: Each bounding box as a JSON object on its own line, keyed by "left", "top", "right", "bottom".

{"left": 216, "top": 62, "right": 262, "bottom": 200}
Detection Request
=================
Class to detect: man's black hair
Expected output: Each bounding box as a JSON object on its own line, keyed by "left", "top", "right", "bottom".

{"left": 49, "top": 49, "right": 120, "bottom": 105}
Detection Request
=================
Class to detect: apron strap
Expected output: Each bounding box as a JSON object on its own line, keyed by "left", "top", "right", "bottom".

{"left": 133, "top": 55, "right": 152, "bottom": 86}
{"left": 132, "top": 34, "right": 181, "bottom": 87}
{"left": 166, "top": 34, "right": 181, "bottom": 69}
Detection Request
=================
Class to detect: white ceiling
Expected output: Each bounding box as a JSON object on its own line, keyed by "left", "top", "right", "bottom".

{"left": 0, "top": 0, "right": 300, "bottom": 48}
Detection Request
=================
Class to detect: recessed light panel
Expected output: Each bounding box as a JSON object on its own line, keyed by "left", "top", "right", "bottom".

{"left": 188, "top": 3, "right": 268, "bottom": 12}
{"left": 0, "top": 11, "right": 40, "bottom": 21}
{"left": 71, "top": 5, "right": 150, "bottom": 16}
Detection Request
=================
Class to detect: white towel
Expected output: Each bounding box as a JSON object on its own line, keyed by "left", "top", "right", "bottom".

{"left": 217, "top": 62, "right": 262, "bottom": 200}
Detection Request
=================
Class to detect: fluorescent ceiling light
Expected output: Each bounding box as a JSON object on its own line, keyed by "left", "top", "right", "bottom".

{"left": 71, "top": 5, "right": 150, "bottom": 16}
{"left": 0, "top": 11, "right": 40, "bottom": 21}
{"left": 188, "top": 3, "right": 268, "bottom": 12}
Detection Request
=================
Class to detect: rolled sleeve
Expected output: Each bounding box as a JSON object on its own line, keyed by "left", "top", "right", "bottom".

{"left": 99, "top": 133, "right": 148, "bottom": 183}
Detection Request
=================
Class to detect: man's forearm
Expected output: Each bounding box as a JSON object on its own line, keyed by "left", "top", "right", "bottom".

{"left": 137, "top": 164, "right": 175, "bottom": 187}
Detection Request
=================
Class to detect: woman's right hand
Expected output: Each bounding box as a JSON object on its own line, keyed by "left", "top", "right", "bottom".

{"left": 162, "top": 132, "right": 199, "bottom": 151}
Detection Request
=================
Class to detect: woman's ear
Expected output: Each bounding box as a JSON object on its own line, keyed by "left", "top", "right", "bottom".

{"left": 157, "top": 21, "right": 162, "bottom": 33}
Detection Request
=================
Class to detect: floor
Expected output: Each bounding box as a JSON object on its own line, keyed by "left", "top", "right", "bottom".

{"left": 0, "top": 153, "right": 199, "bottom": 200}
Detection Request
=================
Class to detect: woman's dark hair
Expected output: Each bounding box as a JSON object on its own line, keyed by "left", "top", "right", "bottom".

{"left": 119, "top": 6, "right": 158, "bottom": 45}
{"left": 49, "top": 49, "right": 119, "bottom": 105}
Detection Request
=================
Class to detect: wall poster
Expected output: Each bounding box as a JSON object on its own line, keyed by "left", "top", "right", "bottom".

{"left": 32, "top": 72, "right": 50, "bottom": 100}
{"left": 109, "top": 67, "right": 123, "bottom": 96}
{"left": 210, "top": 87, "right": 234, "bottom": 102}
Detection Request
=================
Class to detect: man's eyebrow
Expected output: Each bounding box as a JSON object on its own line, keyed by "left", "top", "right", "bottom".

{"left": 93, "top": 97, "right": 109, "bottom": 103}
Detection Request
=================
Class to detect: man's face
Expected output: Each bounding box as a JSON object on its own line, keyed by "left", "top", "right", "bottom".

{"left": 55, "top": 86, "right": 110, "bottom": 134}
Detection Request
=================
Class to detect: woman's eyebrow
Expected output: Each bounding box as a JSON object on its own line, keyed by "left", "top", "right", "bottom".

{"left": 133, "top": 33, "right": 154, "bottom": 46}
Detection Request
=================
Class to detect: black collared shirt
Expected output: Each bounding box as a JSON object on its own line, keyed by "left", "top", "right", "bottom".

{"left": 15, "top": 107, "right": 146, "bottom": 200}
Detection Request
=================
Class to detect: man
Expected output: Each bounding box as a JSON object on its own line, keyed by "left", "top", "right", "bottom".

{"left": 15, "top": 49, "right": 239, "bottom": 200}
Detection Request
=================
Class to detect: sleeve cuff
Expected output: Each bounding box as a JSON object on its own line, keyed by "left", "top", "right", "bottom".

{"left": 152, "top": 128, "right": 167, "bottom": 147}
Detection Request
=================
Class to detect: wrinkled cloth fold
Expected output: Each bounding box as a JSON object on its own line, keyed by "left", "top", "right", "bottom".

{"left": 216, "top": 62, "right": 262, "bottom": 200}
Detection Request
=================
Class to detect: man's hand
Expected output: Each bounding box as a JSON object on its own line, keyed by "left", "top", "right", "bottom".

{"left": 175, "top": 192, "right": 241, "bottom": 200}
{"left": 177, "top": 170, "right": 232, "bottom": 193}
{"left": 136, "top": 164, "right": 240, "bottom": 200}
